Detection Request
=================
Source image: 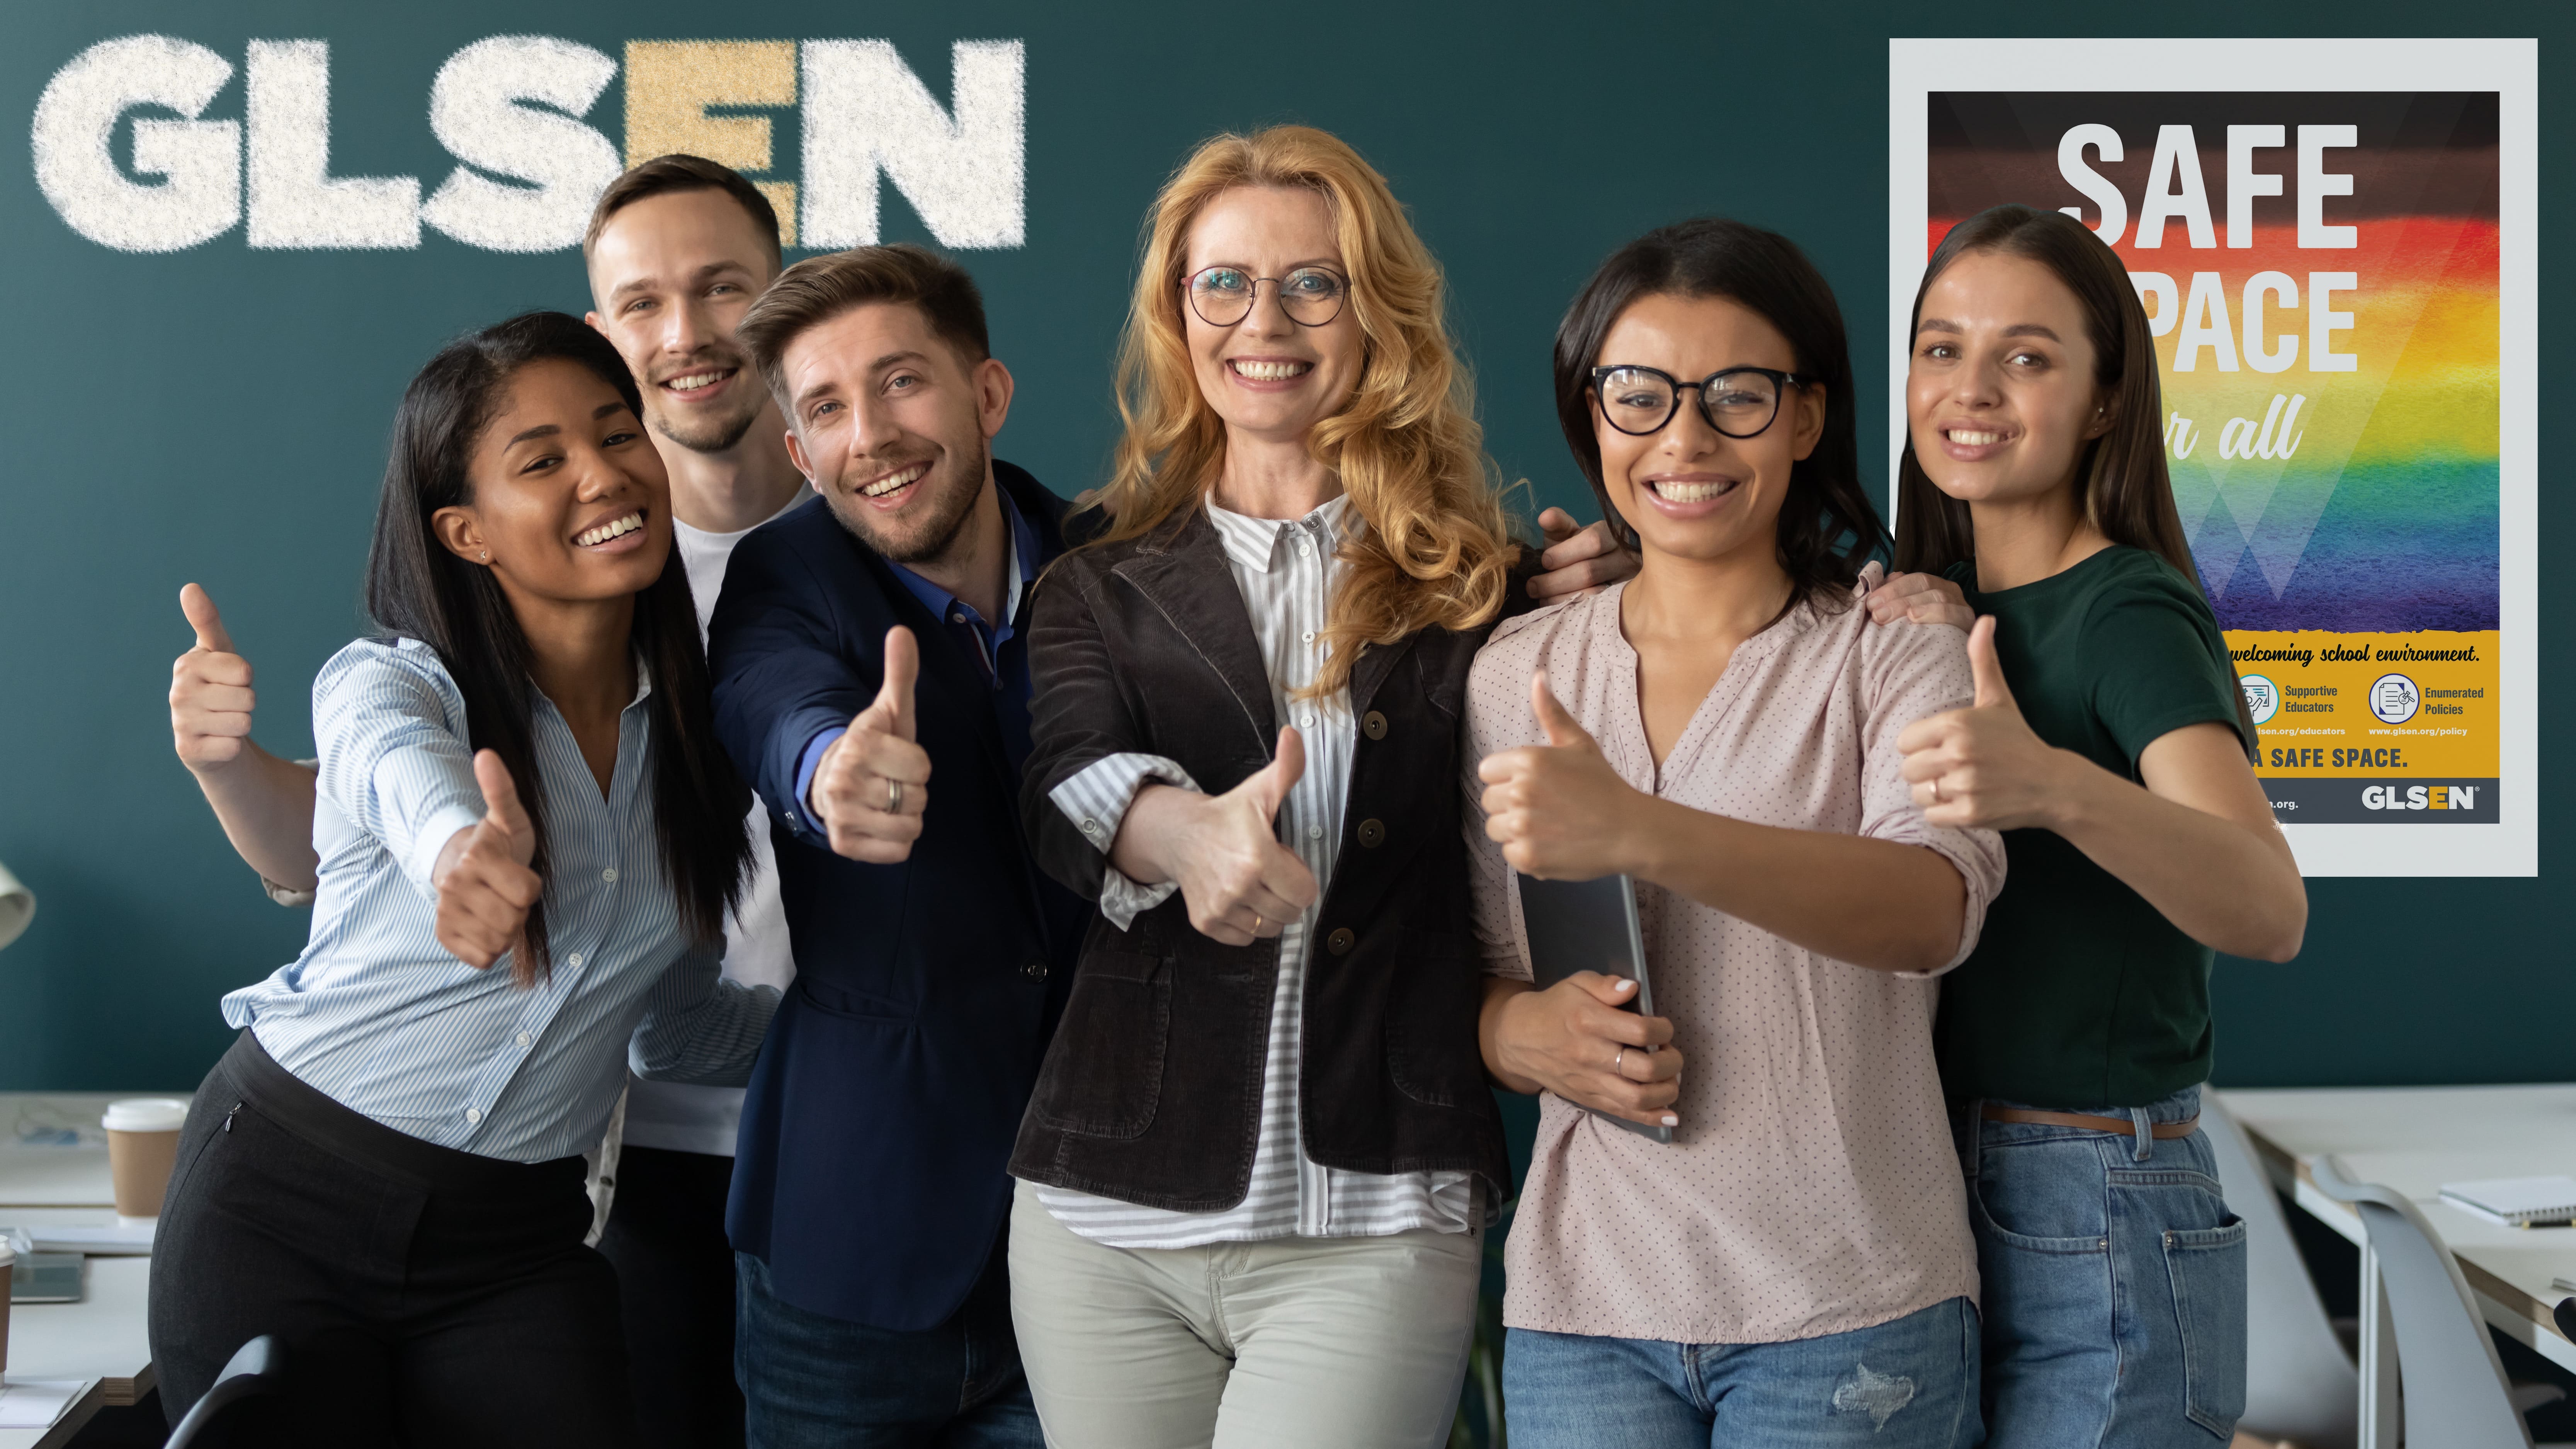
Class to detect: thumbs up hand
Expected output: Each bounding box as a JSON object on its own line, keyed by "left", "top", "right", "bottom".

{"left": 432, "top": 750, "right": 544, "bottom": 971}
{"left": 1476, "top": 670, "right": 1650, "bottom": 880}
{"left": 1148, "top": 726, "right": 1319, "bottom": 947}
{"left": 810, "top": 627, "right": 933, "bottom": 863}
{"left": 1895, "top": 616, "right": 2066, "bottom": 831}
{"left": 170, "top": 583, "right": 258, "bottom": 772}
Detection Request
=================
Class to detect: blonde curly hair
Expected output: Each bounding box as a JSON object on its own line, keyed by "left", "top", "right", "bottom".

{"left": 1086, "top": 125, "right": 1518, "bottom": 699}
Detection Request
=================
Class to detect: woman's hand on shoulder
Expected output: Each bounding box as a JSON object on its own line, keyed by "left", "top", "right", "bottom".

{"left": 1895, "top": 616, "right": 2072, "bottom": 832}
{"left": 431, "top": 750, "right": 542, "bottom": 971}
{"left": 1478, "top": 670, "right": 1654, "bottom": 879}
{"left": 1525, "top": 507, "right": 1638, "bottom": 601}
{"left": 1861, "top": 564, "right": 1975, "bottom": 630}
{"left": 1486, "top": 974, "right": 1681, "bottom": 1129}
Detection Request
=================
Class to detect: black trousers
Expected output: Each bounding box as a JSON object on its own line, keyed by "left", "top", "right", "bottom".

{"left": 149, "top": 1033, "right": 634, "bottom": 1447}
{"left": 595, "top": 1145, "right": 746, "bottom": 1448}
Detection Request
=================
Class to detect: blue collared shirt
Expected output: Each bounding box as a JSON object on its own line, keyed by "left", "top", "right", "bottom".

{"left": 791, "top": 485, "right": 1043, "bottom": 831}
{"left": 221, "top": 638, "right": 779, "bottom": 1163}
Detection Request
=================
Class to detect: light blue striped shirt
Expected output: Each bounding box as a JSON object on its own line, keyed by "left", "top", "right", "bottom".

{"left": 222, "top": 637, "right": 779, "bottom": 1163}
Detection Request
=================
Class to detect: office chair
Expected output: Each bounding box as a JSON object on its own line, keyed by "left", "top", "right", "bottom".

{"left": 2205, "top": 1093, "right": 2360, "bottom": 1447}
{"left": 2309, "top": 1155, "right": 2568, "bottom": 1449}
{"left": 162, "top": 1335, "right": 285, "bottom": 1449}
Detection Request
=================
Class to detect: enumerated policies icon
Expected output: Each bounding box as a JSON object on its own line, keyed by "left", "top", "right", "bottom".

{"left": 32, "top": 36, "right": 1025, "bottom": 254}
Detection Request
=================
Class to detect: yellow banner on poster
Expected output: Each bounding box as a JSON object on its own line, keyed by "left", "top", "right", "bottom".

{"left": 2230, "top": 630, "right": 2497, "bottom": 823}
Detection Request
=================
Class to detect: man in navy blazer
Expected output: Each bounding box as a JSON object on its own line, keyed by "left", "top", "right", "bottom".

{"left": 707, "top": 244, "right": 1087, "bottom": 1445}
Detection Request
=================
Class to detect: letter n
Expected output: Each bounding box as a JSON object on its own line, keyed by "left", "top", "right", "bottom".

{"left": 801, "top": 40, "right": 1025, "bottom": 249}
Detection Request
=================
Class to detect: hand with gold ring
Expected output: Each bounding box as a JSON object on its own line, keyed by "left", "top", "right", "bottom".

{"left": 1105, "top": 727, "right": 1314, "bottom": 948}
{"left": 809, "top": 626, "right": 932, "bottom": 863}
{"left": 1896, "top": 616, "right": 2074, "bottom": 832}
{"left": 1480, "top": 971, "right": 1684, "bottom": 1130}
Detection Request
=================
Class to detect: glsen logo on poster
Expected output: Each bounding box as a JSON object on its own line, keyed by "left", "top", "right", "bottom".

{"left": 2360, "top": 784, "right": 2479, "bottom": 812}
{"left": 31, "top": 35, "right": 1025, "bottom": 254}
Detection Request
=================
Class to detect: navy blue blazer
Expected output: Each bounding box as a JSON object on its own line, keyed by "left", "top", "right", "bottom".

{"left": 708, "top": 460, "right": 1087, "bottom": 1330}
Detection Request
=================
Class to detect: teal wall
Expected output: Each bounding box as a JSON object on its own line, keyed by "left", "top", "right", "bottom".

{"left": 0, "top": 1, "right": 2564, "bottom": 1090}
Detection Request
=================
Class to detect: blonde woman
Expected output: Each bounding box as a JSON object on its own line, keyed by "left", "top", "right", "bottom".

{"left": 1005, "top": 125, "right": 1629, "bottom": 1448}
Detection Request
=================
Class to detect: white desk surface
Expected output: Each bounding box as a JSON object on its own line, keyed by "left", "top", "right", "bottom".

{"left": 1, "top": 1092, "right": 186, "bottom": 1449}
{"left": 2219, "top": 1084, "right": 2576, "bottom": 1372}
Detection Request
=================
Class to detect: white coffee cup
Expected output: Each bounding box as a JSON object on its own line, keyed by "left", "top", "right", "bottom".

{"left": 0, "top": 1235, "right": 15, "bottom": 1376}
{"left": 102, "top": 1098, "right": 190, "bottom": 1219}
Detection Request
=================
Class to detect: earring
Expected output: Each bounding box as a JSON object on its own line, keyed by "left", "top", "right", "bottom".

{"left": 479, "top": 549, "right": 490, "bottom": 562}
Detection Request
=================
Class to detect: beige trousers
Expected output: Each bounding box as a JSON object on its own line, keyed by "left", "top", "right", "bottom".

{"left": 1007, "top": 1179, "right": 1482, "bottom": 1449}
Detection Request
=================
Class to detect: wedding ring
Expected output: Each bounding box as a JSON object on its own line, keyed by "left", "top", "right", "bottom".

{"left": 1252, "top": 912, "right": 1265, "bottom": 933}
{"left": 887, "top": 777, "right": 904, "bottom": 813}
{"left": 1929, "top": 778, "right": 1944, "bottom": 804}
{"left": 1615, "top": 1047, "right": 1627, "bottom": 1076}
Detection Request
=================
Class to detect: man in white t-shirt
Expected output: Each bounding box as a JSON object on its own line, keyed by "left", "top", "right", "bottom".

{"left": 167, "top": 156, "right": 810, "bottom": 1449}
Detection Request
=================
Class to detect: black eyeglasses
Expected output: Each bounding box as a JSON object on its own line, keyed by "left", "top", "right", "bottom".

{"left": 1589, "top": 365, "right": 1809, "bottom": 438}
{"left": 1182, "top": 266, "right": 1349, "bottom": 328}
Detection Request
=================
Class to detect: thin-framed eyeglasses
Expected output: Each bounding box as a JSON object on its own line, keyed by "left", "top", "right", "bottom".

{"left": 1182, "top": 265, "right": 1349, "bottom": 328}
{"left": 1589, "top": 364, "right": 1810, "bottom": 438}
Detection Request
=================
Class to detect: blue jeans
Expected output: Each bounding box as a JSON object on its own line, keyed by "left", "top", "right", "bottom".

{"left": 1503, "top": 1297, "right": 1983, "bottom": 1448}
{"left": 735, "top": 1247, "right": 1040, "bottom": 1449}
{"left": 1958, "top": 1086, "right": 2247, "bottom": 1448}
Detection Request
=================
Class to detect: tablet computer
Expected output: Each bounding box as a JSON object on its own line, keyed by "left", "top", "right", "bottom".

{"left": 1515, "top": 872, "right": 1669, "bottom": 1144}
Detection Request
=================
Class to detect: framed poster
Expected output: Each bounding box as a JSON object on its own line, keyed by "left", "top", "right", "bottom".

{"left": 1888, "top": 37, "right": 2536, "bottom": 876}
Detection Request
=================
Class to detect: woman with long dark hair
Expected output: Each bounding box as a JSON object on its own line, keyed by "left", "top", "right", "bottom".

{"left": 1865, "top": 204, "right": 2305, "bottom": 1448}
{"left": 1466, "top": 219, "right": 2005, "bottom": 1448}
{"left": 148, "top": 312, "right": 772, "bottom": 1447}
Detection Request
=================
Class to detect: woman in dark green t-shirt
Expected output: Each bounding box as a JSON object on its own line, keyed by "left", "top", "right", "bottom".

{"left": 1870, "top": 205, "right": 2309, "bottom": 1449}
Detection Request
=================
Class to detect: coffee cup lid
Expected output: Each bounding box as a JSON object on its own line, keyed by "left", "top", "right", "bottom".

{"left": 102, "top": 1099, "right": 189, "bottom": 1133}
{"left": 0, "top": 1239, "right": 15, "bottom": 1265}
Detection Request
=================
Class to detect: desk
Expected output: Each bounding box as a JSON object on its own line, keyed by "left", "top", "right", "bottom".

{"left": 2221, "top": 1085, "right": 2576, "bottom": 1449}
{"left": 3, "top": 1093, "right": 187, "bottom": 1449}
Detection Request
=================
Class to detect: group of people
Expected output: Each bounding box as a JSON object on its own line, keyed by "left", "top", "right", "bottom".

{"left": 151, "top": 124, "right": 2306, "bottom": 1449}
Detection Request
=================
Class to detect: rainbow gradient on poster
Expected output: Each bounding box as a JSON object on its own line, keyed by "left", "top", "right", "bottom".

{"left": 1924, "top": 92, "right": 2499, "bottom": 817}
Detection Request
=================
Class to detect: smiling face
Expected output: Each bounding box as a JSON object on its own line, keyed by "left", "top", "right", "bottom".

{"left": 585, "top": 188, "right": 780, "bottom": 454}
{"left": 1591, "top": 292, "right": 1825, "bottom": 569}
{"left": 1907, "top": 248, "right": 2114, "bottom": 508}
{"left": 1180, "top": 185, "right": 1364, "bottom": 449}
{"left": 777, "top": 301, "right": 1012, "bottom": 564}
{"left": 432, "top": 357, "right": 673, "bottom": 606}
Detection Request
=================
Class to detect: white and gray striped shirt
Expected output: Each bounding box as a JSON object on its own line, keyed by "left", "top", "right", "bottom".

{"left": 221, "top": 637, "right": 779, "bottom": 1164}
{"left": 1036, "top": 495, "right": 1477, "bottom": 1248}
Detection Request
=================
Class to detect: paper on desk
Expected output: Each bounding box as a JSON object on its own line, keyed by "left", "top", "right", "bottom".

{"left": 0, "top": 1379, "right": 85, "bottom": 1429}
{"left": 0, "top": 1220, "right": 152, "bottom": 1255}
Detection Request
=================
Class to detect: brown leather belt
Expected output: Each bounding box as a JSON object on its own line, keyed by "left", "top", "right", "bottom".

{"left": 1981, "top": 1105, "right": 2200, "bottom": 1139}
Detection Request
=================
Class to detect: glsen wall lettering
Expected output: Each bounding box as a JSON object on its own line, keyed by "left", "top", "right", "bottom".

{"left": 28, "top": 33, "right": 1028, "bottom": 253}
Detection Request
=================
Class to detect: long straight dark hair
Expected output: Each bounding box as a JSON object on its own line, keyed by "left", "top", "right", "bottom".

{"left": 1553, "top": 218, "right": 1886, "bottom": 612}
{"left": 363, "top": 311, "right": 750, "bottom": 986}
{"left": 1892, "top": 204, "right": 2197, "bottom": 582}
{"left": 1893, "top": 205, "right": 2252, "bottom": 750}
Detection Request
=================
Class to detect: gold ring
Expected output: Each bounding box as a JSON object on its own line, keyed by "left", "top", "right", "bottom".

{"left": 887, "top": 777, "right": 903, "bottom": 813}
{"left": 1615, "top": 1047, "right": 1627, "bottom": 1076}
{"left": 1929, "top": 778, "right": 1943, "bottom": 804}
{"left": 1252, "top": 912, "right": 1265, "bottom": 933}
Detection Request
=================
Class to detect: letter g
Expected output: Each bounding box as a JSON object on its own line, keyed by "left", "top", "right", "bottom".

{"left": 33, "top": 36, "right": 240, "bottom": 252}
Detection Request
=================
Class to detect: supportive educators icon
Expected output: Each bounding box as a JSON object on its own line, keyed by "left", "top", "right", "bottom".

{"left": 2369, "top": 672, "right": 2420, "bottom": 724}
{"left": 2239, "top": 675, "right": 2279, "bottom": 726}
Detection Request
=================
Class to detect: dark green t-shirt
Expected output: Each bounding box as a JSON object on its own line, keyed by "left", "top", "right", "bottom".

{"left": 1932, "top": 545, "right": 2250, "bottom": 1109}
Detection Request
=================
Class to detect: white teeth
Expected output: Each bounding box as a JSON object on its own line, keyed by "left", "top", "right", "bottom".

{"left": 1654, "top": 480, "right": 1733, "bottom": 503}
{"left": 1229, "top": 359, "right": 1312, "bottom": 381}
{"left": 575, "top": 512, "right": 643, "bottom": 547}
{"left": 666, "top": 370, "right": 728, "bottom": 391}
{"left": 861, "top": 463, "right": 928, "bottom": 498}
{"left": 1949, "top": 429, "right": 2003, "bottom": 445}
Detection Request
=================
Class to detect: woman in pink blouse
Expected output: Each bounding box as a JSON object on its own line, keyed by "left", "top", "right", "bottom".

{"left": 1466, "top": 219, "right": 2006, "bottom": 1448}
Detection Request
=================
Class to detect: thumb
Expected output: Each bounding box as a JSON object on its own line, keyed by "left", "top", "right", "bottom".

{"left": 1967, "top": 616, "right": 2015, "bottom": 710}
{"left": 872, "top": 626, "right": 919, "bottom": 740}
{"left": 181, "top": 583, "right": 235, "bottom": 655}
{"left": 1246, "top": 726, "right": 1306, "bottom": 816}
{"left": 473, "top": 748, "right": 532, "bottom": 844}
{"left": 1536, "top": 506, "right": 1576, "bottom": 544}
{"left": 1530, "top": 670, "right": 1593, "bottom": 750}
{"left": 1571, "top": 971, "right": 1643, "bottom": 1008}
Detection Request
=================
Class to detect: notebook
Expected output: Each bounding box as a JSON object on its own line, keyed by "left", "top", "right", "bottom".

{"left": 1515, "top": 871, "right": 1668, "bottom": 1145}
{"left": 2437, "top": 1176, "right": 2576, "bottom": 1228}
